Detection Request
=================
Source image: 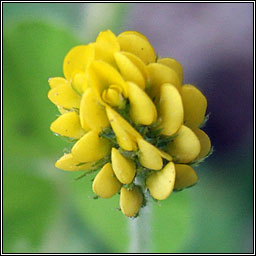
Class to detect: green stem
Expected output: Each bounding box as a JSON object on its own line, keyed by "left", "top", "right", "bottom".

{"left": 128, "top": 203, "right": 152, "bottom": 253}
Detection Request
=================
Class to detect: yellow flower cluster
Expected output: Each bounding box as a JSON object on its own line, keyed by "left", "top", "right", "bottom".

{"left": 48, "top": 30, "right": 211, "bottom": 217}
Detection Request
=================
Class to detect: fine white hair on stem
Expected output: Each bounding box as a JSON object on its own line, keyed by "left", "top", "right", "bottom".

{"left": 128, "top": 202, "right": 152, "bottom": 253}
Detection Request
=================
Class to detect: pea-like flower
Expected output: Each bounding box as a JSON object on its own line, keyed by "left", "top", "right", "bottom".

{"left": 48, "top": 30, "right": 211, "bottom": 217}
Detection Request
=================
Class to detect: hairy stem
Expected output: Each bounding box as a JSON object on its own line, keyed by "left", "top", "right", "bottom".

{"left": 128, "top": 203, "right": 153, "bottom": 253}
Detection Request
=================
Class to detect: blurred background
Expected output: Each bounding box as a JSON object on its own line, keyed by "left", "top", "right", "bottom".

{"left": 3, "top": 3, "right": 254, "bottom": 253}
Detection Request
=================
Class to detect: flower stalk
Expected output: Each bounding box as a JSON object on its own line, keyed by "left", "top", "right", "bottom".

{"left": 128, "top": 203, "right": 152, "bottom": 253}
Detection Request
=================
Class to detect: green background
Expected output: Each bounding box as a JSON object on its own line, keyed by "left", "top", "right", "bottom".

{"left": 3, "top": 3, "right": 253, "bottom": 253}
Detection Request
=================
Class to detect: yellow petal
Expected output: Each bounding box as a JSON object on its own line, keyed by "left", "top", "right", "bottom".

{"left": 89, "top": 60, "right": 128, "bottom": 99}
{"left": 120, "top": 186, "right": 143, "bottom": 217}
{"left": 158, "top": 150, "right": 172, "bottom": 161}
{"left": 63, "top": 44, "right": 94, "bottom": 80}
{"left": 106, "top": 106, "right": 137, "bottom": 151}
{"left": 71, "top": 72, "right": 88, "bottom": 94}
{"left": 167, "top": 125, "right": 201, "bottom": 163}
{"left": 102, "top": 86, "right": 124, "bottom": 107}
{"left": 57, "top": 105, "right": 69, "bottom": 114}
{"left": 181, "top": 84, "right": 207, "bottom": 128}
{"left": 80, "top": 88, "right": 109, "bottom": 131}
{"left": 118, "top": 31, "right": 156, "bottom": 64}
{"left": 50, "top": 111, "right": 85, "bottom": 139}
{"left": 114, "top": 52, "right": 146, "bottom": 89}
{"left": 48, "top": 77, "right": 69, "bottom": 88}
{"left": 106, "top": 107, "right": 142, "bottom": 141}
{"left": 118, "top": 31, "right": 149, "bottom": 41}
{"left": 119, "top": 51, "right": 149, "bottom": 89}
{"left": 146, "top": 161, "right": 175, "bottom": 200}
{"left": 147, "top": 63, "right": 181, "bottom": 100}
{"left": 96, "top": 30, "right": 120, "bottom": 50}
{"left": 174, "top": 164, "right": 198, "bottom": 190}
{"left": 111, "top": 148, "right": 136, "bottom": 184}
{"left": 72, "top": 130, "right": 111, "bottom": 162}
{"left": 48, "top": 84, "right": 81, "bottom": 109}
{"left": 137, "top": 138, "right": 163, "bottom": 170}
{"left": 128, "top": 82, "right": 157, "bottom": 125}
{"left": 157, "top": 57, "right": 183, "bottom": 84}
{"left": 158, "top": 83, "right": 184, "bottom": 136}
{"left": 192, "top": 128, "right": 211, "bottom": 160}
{"left": 94, "top": 30, "right": 120, "bottom": 65}
{"left": 55, "top": 153, "right": 95, "bottom": 171}
{"left": 114, "top": 114, "right": 142, "bottom": 141}
{"left": 92, "top": 163, "right": 121, "bottom": 198}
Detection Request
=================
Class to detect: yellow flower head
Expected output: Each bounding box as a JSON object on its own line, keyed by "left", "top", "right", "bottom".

{"left": 48, "top": 30, "right": 212, "bottom": 217}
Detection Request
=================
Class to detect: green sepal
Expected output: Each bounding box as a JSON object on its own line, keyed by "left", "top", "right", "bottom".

{"left": 199, "top": 113, "right": 210, "bottom": 128}
{"left": 99, "top": 127, "right": 118, "bottom": 147}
